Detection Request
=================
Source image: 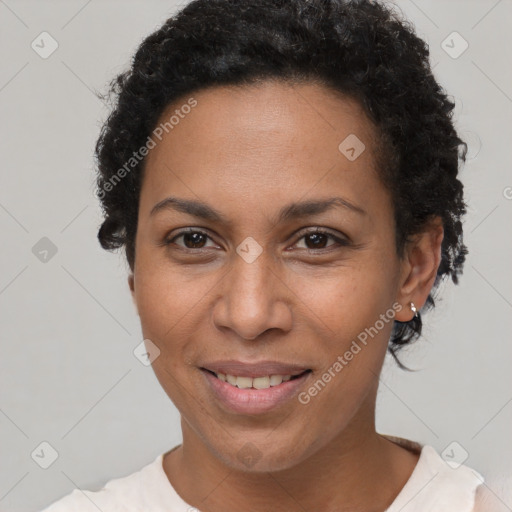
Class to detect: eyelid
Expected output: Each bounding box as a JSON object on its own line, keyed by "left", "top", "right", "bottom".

{"left": 290, "top": 227, "right": 351, "bottom": 249}
{"left": 163, "top": 226, "right": 350, "bottom": 251}
{"left": 293, "top": 226, "right": 349, "bottom": 241}
{"left": 162, "top": 227, "right": 219, "bottom": 248}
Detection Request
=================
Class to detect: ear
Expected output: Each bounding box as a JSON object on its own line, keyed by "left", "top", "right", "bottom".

{"left": 128, "top": 273, "right": 138, "bottom": 315}
{"left": 394, "top": 216, "right": 444, "bottom": 322}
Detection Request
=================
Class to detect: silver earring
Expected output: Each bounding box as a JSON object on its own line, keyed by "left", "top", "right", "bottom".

{"left": 410, "top": 302, "right": 419, "bottom": 319}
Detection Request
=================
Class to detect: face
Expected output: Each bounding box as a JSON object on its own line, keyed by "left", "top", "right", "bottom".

{"left": 129, "top": 80, "right": 421, "bottom": 472}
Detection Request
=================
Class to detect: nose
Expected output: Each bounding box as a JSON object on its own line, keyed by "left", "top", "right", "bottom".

{"left": 212, "top": 249, "right": 293, "bottom": 340}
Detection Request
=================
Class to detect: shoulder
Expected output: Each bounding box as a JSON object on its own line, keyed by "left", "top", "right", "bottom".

{"left": 472, "top": 472, "right": 512, "bottom": 512}
{"left": 412, "top": 445, "right": 484, "bottom": 507}
{"left": 40, "top": 454, "right": 163, "bottom": 512}
{"left": 382, "top": 436, "right": 486, "bottom": 512}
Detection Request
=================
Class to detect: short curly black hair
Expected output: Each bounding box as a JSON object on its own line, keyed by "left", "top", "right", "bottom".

{"left": 94, "top": 0, "right": 468, "bottom": 368}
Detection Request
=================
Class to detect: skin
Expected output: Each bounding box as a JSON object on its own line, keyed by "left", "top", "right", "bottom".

{"left": 128, "top": 80, "right": 444, "bottom": 512}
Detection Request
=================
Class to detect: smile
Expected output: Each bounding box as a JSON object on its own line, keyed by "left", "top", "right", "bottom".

{"left": 204, "top": 369, "right": 310, "bottom": 389}
{"left": 200, "top": 368, "right": 312, "bottom": 414}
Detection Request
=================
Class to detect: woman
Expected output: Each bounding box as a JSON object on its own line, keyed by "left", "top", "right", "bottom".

{"left": 42, "top": 0, "right": 488, "bottom": 510}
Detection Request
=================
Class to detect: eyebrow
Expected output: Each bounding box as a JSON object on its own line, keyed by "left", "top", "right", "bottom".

{"left": 149, "top": 195, "right": 367, "bottom": 224}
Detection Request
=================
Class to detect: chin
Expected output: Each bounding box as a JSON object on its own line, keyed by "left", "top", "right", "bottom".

{"left": 208, "top": 433, "right": 315, "bottom": 473}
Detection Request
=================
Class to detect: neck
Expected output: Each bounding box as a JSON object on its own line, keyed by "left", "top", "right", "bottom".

{"left": 163, "top": 403, "right": 419, "bottom": 511}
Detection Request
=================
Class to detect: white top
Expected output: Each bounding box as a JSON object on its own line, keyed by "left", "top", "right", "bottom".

{"left": 41, "top": 437, "right": 485, "bottom": 512}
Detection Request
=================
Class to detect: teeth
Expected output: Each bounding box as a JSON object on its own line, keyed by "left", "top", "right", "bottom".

{"left": 269, "top": 375, "right": 283, "bottom": 386}
{"left": 236, "top": 376, "right": 253, "bottom": 389}
{"left": 253, "top": 376, "right": 270, "bottom": 389}
{"left": 214, "top": 372, "right": 300, "bottom": 389}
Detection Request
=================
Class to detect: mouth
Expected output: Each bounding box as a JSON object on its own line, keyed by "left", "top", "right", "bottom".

{"left": 201, "top": 368, "right": 312, "bottom": 390}
{"left": 199, "top": 367, "right": 313, "bottom": 414}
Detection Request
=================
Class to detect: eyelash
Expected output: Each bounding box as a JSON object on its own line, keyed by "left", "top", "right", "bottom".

{"left": 163, "top": 227, "right": 350, "bottom": 253}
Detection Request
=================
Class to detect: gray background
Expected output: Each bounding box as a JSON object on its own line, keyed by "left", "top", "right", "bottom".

{"left": 0, "top": 1, "right": 511, "bottom": 511}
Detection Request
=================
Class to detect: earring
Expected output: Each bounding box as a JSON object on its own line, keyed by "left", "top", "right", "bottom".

{"left": 410, "top": 302, "right": 419, "bottom": 319}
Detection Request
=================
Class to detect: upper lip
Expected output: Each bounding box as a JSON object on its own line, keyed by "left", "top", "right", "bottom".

{"left": 200, "top": 360, "right": 311, "bottom": 378}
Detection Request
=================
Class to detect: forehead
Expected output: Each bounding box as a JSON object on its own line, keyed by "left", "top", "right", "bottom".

{"left": 157, "top": 80, "right": 376, "bottom": 155}
{"left": 139, "top": 80, "right": 385, "bottom": 220}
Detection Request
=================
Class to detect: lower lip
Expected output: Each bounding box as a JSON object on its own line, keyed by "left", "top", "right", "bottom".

{"left": 201, "top": 369, "right": 311, "bottom": 415}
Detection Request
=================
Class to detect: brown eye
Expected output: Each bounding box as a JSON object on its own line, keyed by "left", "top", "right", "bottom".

{"left": 294, "top": 228, "right": 349, "bottom": 251}
{"left": 166, "top": 230, "right": 217, "bottom": 250}
{"left": 303, "top": 232, "right": 330, "bottom": 249}
{"left": 180, "top": 232, "right": 208, "bottom": 249}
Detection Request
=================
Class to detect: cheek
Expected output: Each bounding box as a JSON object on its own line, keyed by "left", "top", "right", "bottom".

{"left": 289, "top": 256, "right": 398, "bottom": 403}
{"left": 133, "top": 267, "right": 207, "bottom": 412}
{"left": 288, "top": 254, "right": 398, "bottom": 338}
{"left": 134, "top": 256, "right": 211, "bottom": 339}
